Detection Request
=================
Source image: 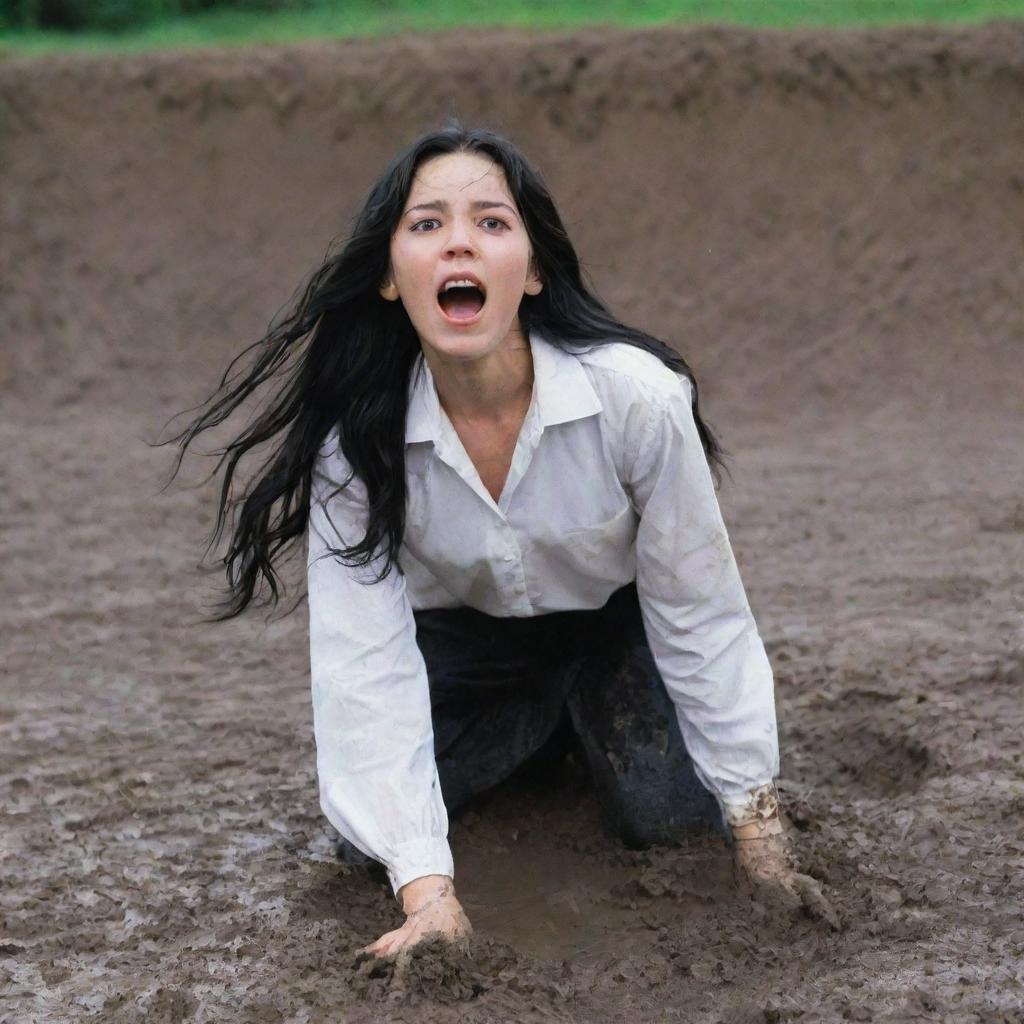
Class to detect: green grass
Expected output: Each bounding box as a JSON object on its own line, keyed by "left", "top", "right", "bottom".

{"left": 3, "top": 0, "right": 1023, "bottom": 57}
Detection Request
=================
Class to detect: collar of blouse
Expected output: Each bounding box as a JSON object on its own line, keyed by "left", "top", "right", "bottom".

{"left": 404, "top": 329, "right": 604, "bottom": 447}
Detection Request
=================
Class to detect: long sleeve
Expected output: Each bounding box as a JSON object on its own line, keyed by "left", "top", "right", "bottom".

{"left": 628, "top": 376, "right": 779, "bottom": 823}
{"left": 307, "top": 432, "right": 452, "bottom": 894}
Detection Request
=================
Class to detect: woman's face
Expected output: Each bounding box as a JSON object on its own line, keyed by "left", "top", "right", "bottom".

{"left": 381, "top": 151, "right": 542, "bottom": 365}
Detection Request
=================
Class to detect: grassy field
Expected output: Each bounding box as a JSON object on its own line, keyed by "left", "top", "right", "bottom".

{"left": 2, "top": 0, "right": 1023, "bottom": 56}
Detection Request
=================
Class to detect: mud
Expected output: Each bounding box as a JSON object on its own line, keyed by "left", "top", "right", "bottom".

{"left": 2, "top": 21, "right": 1023, "bottom": 1024}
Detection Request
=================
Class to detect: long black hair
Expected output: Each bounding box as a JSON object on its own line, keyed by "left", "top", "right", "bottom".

{"left": 171, "top": 121, "right": 723, "bottom": 619}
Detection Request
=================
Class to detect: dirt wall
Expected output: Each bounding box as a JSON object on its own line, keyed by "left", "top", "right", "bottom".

{"left": 2, "top": 23, "right": 1023, "bottom": 424}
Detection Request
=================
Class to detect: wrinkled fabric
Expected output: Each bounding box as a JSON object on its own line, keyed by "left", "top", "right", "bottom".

{"left": 417, "top": 583, "right": 725, "bottom": 842}
{"left": 307, "top": 330, "right": 779, "bottom": 893}
{"left": 335, "top": 583, "right": 726, "bottom": 871}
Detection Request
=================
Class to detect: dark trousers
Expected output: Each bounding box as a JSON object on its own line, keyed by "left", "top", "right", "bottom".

{"left": 355, "top": 584, "right": 722, "bottom": 859}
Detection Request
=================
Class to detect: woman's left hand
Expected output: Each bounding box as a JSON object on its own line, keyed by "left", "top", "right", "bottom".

{"left": 733, "top": 830, "right": 840, "bottom": 930}
{"left": 360, "top": 875, "right": 472, "bottom": 960}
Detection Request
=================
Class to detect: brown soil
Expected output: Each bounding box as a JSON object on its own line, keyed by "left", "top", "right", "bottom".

{"left": 2, "top": 21, "right": 1023, "bottom": 1024}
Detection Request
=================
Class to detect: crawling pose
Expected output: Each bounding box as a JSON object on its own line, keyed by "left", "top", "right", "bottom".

{"left": 177, "top": 122, "right": 833, "bottom": 957}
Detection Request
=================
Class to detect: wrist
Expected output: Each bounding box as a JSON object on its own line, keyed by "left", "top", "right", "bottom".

{"left": 731, "top": 816, "right": 786, "bottom": 841}
{"left": 726, "top": 782, "right": 785, "bottom": 840}
{"left": 398, "top": 874, "right": 456, "bottom": 915}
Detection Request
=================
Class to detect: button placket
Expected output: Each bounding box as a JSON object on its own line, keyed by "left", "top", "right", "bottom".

{"left": 498, "top": 528, "right": 531, "bottom": 612}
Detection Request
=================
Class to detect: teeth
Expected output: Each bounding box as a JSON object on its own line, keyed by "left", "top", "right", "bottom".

{"left": 442, "top": 279, "right": 480, "bottom": 292}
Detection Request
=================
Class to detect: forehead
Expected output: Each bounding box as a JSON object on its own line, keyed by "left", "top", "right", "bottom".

{"left": 406, "top": 151, "right": 512, "bottom": 203}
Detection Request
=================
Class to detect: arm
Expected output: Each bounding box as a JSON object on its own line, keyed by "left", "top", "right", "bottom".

{"left": 627, "top": 375, "right": 779, "bottom": 825}
{"left": 308, "top": 433, "right": 470, "bottom": 948}
{"left": 627, "top": 378, "right": 837, "bottom": 926}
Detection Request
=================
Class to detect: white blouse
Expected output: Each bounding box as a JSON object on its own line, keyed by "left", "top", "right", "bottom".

{"left": 307, "top": 330, "right": 779, "bottom": 893}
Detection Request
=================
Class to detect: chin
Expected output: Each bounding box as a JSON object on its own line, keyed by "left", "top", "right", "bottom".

{"left": 418, "top": 319, "right": 520, "bottom": 363}
{"left": 422, "top": 336, "right": 497, "bottom": 363}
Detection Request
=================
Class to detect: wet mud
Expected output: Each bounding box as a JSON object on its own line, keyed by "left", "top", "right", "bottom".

{"left": 2, "top": 21, "right": 1023, "bottom": 1023}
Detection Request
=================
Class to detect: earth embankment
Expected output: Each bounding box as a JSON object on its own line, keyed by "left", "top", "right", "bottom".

{"left": 2, "top": 23, "right": 1022, "bottom": 423}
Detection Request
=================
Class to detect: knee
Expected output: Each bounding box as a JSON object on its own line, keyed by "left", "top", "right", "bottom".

{"left": 613, "top": 805, "right": 714, "bottom": 849}
{"left": 604, "top": 774, "right": 725, "bottom": 847}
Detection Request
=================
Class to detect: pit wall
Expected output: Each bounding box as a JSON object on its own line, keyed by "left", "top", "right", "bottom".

{"left": 2, "top": 23, "right": 1022, "bottom": 422}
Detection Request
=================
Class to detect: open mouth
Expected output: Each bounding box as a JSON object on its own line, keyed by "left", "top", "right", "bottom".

{"left": 437, "top": 281, "right": 486, "bottom": 322}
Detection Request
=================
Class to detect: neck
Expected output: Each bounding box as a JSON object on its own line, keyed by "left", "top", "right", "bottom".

{"left": 424, "top": 326, "right": 534, "bottom": 424}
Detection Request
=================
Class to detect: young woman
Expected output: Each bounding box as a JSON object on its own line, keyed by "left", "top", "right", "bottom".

{"left": 176, "top": 122, "right": 834, "bottom": 958}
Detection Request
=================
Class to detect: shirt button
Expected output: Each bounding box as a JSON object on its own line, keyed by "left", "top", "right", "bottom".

{"left": 503, "top": 554, "right": 515, "bottom": 563}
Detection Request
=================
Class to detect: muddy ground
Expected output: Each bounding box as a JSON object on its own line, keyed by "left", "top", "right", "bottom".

{"left": 2, "top": 21, "right": 1023, "bottom": 1024}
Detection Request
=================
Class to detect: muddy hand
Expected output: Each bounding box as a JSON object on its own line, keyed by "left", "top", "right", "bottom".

{"left": 734, "top": 832, "right": 840, "bottom": 930}
{"left": 361, "top": 874, "right": 472, "bottom": 959}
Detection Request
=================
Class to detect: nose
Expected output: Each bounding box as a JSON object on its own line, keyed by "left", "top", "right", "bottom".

{"left": 443, "top": 217, "right": 476, "bottom": 258}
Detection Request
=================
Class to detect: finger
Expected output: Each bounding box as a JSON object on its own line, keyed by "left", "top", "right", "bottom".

{"left": 365, "top": 933, "right": 396, "bottom": 955}
{"left": 768, "top": 878, "right": 803, "bottom": 912}
{"left": 792, "top": 875, "right": 841, "bottom": 930}
{"left": 386, "top": 921, "right": 427, "bottom": 956}
{"left": 392, "top": 947, "right": 413, "bottom": 983}
{"left": 733, "top": 862, "right": 755, "bottom": 893}
{"left": 354, "top": 942, "right": 392, "bottom": 973}
{"left": 363, "top": 928, "right": 403, "bottom": 958}
{"left": 356, "top": 939, "right": 386, "bottom": 958}
{"left": 379, "top": 933, "right": 410, "bottom": 957}
{"left": 384, "top": 934, "right": 410, "bottom": 956}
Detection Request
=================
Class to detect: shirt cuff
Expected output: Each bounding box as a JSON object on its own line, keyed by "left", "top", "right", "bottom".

{"left": 385, "top": 836, "right": 455, "bottom": 896}
{"left": 719, "top": 782, "right": 782, "bottom": 830}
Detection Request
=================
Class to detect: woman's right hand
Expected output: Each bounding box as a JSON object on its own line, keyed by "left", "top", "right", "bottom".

{"left": 361, "top": 874, "right": 472, "bottom": 958}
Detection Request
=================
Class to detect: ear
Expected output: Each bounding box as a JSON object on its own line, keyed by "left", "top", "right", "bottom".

{"left": 524, "top": 256, "right": 543, "bottom": 297}
{"left": 379, "top": 277, "right": 400, "bottom": 302}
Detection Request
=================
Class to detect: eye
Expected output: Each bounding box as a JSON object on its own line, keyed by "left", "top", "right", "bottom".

{"left": 410, "top": 218, "right": 441, "bottom": 232}
{"left": 480, "top": 217, "right": 509, "bottom": 231}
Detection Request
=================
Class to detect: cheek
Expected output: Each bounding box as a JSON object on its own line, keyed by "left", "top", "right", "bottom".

{"left": 494, "top": 255, "right": 533, "bottom": 296}
{"left": 487, "top": 242, "right": 529, "bottom": 277}
{"left": 390, "top": 245, "right": 430, "bottom": 295}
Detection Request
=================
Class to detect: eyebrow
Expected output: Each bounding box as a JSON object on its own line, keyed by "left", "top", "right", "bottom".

{"left": 403, "top": 199, "right": 519, "bottom": 218}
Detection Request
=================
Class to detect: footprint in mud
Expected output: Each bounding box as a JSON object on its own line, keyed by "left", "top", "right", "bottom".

{"left": 838, "top": 728, "right": 932, "bottom": 795}
{"left": 978, "top": 498, "right": 1024, "bottom": 533}
{"left": 787, "top": 687, "right": 938, "bottom": 798}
